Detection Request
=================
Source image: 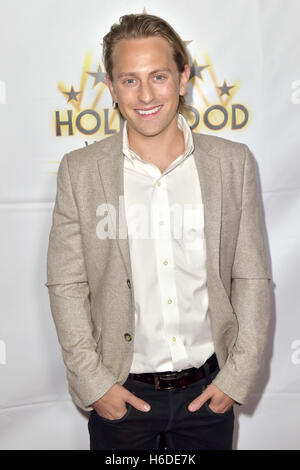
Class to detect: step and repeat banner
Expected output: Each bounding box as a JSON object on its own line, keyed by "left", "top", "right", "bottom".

{"left": 0, "top": 0, "right": 299, "bottom": 450}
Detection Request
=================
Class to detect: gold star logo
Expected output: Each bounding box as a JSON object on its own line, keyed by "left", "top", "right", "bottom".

{"left": 63, "top": 85, "right": 81, "bottom": 103}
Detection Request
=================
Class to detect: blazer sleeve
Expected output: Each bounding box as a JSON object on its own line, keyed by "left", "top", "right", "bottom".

{"left": 212, "top": 144, "right": 272, "bottom": 405}
{"left": 45, "top": 153, "right": 117, "bottom": 412}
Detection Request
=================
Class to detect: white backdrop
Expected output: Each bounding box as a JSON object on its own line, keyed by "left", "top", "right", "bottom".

{"left": 0, "top": 0, "right": 300, "bottom": 450}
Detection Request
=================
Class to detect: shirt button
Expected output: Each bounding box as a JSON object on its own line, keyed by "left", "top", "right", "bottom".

{"left": 127, "top": 279, "right": 131, "bottom": 288}
{"left": 168, "top": 299, "right": 173, "bottom": 304}
{"left": 171, "top": 336, "right": 176, "bottom": 342}
{"left": 124, "top": 333, "right": 132, "bottom": 342}
{"left": 156, "top": 181, "right": 161, "bottom": 187}
{"left": 163, "top": 260, "right": 168, "bottom": 266}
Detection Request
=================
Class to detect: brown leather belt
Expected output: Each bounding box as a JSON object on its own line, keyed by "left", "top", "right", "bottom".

{"left": 128, "top": 353, "right": 218, "bottom": 390}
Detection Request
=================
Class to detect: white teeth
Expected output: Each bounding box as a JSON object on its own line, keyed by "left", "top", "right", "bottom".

{"left": 136, "top": 105, "right": 162, "bottom": 115}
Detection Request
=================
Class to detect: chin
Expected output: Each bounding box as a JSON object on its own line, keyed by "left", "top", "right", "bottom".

{"left": 134, "top": 122, "right": 167, "bottom": 136}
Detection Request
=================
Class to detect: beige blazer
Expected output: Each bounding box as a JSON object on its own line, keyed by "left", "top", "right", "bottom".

{"left": 45, "top": 129, "right": 272, "bottom": 412}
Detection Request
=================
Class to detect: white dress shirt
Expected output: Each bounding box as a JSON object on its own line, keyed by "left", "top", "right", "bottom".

{"left": 123, "top": 113, "right": 215, "bottom": 373}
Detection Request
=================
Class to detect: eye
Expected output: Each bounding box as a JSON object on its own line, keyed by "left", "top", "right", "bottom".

{"left": 154, "top": 74, "right": 166, "bottom": 81}
{"left": 123, "top": 78, "right": 136, "bottom": 85}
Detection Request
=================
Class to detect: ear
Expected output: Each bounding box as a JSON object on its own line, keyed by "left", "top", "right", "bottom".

{"left": 106, "top": 73, "right": 118, "bottom": 103}
{"left": 179, "top": 64, "right": 190, "bottom": 97}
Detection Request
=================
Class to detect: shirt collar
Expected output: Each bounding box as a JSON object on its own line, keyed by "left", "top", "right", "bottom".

{"left": 122, "top": 113, "right": 195, "bottom": 167}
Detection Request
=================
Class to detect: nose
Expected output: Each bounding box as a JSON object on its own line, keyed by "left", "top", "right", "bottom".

{"left": 138, "top": 80, "right": 154, "bottom": 104}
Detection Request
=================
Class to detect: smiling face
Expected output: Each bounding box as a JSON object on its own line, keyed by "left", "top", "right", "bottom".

{"left": 106, "top": 36, "right": 190, "bottom": 141}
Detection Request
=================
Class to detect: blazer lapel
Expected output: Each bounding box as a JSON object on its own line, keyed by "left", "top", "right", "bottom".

{"left": 97, "top": 132, "right": 133, "bottom": 280}
{"left": 192, "top": 133, "right": 222, "bottom": 282}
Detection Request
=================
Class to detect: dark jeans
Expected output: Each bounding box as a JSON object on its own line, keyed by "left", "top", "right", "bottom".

{"left": 88, "top": 364, "right": 234, "bottom": 450}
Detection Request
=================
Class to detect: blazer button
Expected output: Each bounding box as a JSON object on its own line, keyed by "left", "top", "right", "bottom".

{"left": 127, "top": 279, "right": 131, "bottom": 288}
{"left": 124, "top": 333, "right": 132, "bottom": 342}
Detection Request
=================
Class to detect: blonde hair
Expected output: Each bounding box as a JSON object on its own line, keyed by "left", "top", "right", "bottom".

{"left": 102, "top": 13, "right": 190, "bottom": 115}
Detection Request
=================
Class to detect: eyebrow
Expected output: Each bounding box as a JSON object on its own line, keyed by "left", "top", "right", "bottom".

{"left": 117, "top": 68, "right": 172, "bottom": 79}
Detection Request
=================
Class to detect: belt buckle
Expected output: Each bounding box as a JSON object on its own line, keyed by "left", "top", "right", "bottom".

{"left": 154, "top": 374, "right": 187, "bottom": 391}
{"left": 154, "top": 375, "right": 174, "bottom": 391}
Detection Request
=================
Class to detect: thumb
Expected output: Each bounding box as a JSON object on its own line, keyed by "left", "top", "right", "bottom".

{"left": 126, "top": 391, "right": 151, "bottom": 413}
{"left": 188, "top": 385, "right": 213, "bottom": 412}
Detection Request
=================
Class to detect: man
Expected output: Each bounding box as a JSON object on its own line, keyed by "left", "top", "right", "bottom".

{"left": 45, "top": 13, "right": 272, "bottom": 450}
